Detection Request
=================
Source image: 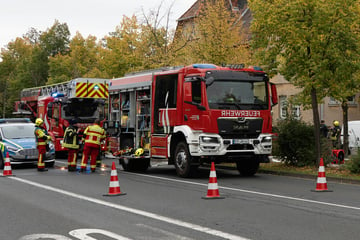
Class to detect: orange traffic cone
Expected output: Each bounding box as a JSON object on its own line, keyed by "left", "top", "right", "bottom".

{"left": 202, "top": 162, "right": 224, "bottom": 199}
{"left": 103, "top": 162, "right": 126, "bottom": 196}
{"left": 1, "top": 152, "right": 14, "bottom": 177}
{"left": 312, "top": 158, "right": 332, "bottom": 192}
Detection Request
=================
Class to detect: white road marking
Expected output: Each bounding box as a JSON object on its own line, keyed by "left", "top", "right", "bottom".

{"left": 136, "top": 224, "right": 194, "bottom": 240}
{"left": 19, "top": 229, "right": 131, "bottom": 240}
{"left": 10, "top": 176, "right": 249, "bottom": 240}
{"left": 127, "top": 172, "right": 360, "bottom": 211}
{"left": 19, "top": 234, "right": 72, "bottom": 240}
{"left": 69, "top": 228, "right": 132, "bottom": 240}
{"left": 54, "top": 161, "right": 360, "bottom": 211}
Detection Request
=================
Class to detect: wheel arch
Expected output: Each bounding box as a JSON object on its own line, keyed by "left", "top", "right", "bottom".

{"left": 169, "top": 131, "right": 187, "bottom": 164}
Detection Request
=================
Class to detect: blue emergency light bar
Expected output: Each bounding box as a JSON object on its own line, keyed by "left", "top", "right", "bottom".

{"left": 192, "top": 64, "right": 217, "bottom": 69}
{"left": 51, "top": 92, "right": 65, "bottom": 98}
{"left": 0, "top": 118, "right": 32, "bottom": 124}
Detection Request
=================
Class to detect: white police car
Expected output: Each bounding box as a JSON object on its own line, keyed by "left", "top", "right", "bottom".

{"left": 0, "top": 118, "right": 55, "bottom": 168}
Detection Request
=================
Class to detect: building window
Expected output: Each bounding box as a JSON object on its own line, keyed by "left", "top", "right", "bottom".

{"left": 280, "top": 95, "right": 301, "bottom": 120}
{"left": 329, "top": 97, "right": 340, "bottom": 105}
{"left": 280, "top": 96, "right": 287, "bottom": 119}
{"left": 329, "top": 96, "right": 356, "bottom": 106}
{"left": 347, "top": 96, "right": 357, "bottom": 106}
{"left": 291, "top": 105, "right": 301, "bottom": 120}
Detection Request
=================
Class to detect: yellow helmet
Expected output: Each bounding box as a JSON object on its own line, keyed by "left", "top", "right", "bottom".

{"left": 35, "top": 118, "right": 44, "bottom": 126}
{"left": 134, "top": 148, "right": 144, "bottom": 157}
{"left": 333, "top": 120, "right": 340, "bottom": 127}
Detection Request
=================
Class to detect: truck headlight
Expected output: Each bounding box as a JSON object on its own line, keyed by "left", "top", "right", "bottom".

{"left": 261, "top": 136, "right": 272, "bottom": 143}
{"left": 6, "top": 146, "right": 19, "bottom": 152}
{"left": 200, "top": 136, "right": 219, "bottom": 144}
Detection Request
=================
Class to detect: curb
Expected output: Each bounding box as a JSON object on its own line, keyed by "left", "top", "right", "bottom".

{"left": 258, "top": 169, "right": 360, "bottom": 185}
{"left": 214, "top": 164, "right": 360, "bottom": 185}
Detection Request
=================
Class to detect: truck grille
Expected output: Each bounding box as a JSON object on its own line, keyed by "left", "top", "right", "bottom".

{"left": 218, "top": 118, "right": 263, "bottom": 139}
{"left": 227, "top": 144, "right": 254, "bottom": 150}
{"left": 18, "top": 148, "right": 38, "bottom": 156}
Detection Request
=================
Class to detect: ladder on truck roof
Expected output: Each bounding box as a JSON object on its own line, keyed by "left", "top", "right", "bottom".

{"left": 21, "top": 81, "right": 69, "bottom": 98}
{"left": 21, "top": 78, "right": 109, "bottom": 99}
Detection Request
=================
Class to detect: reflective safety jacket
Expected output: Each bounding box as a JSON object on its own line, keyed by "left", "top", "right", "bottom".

{"left": 0, "top": 142, "right": 5, "bottom": 157}
{"left": 62, "top": 125, "right": 79, "bottom": 149}
{"left": 83, "top": 124, "right": 106, "bottom": 148}
{"left": 34, "top": 126, "right": 50, "bottom": 146}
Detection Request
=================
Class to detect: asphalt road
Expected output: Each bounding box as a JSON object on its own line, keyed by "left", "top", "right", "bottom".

{"left": 1, "top": 157, "right": 360, "bottom": 240}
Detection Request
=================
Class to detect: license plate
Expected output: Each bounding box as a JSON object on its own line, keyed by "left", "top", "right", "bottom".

{"left": 233, "top": 139, "right": 249, "bottom": 144}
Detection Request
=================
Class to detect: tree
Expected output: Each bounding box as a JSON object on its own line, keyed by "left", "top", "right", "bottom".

{"left": 104, "top": 15, "right": 144, "bottom": 76}
{"left": 0, "top": 20, "right": 71, "bottom": 117}
{"left": 39, "top": 20, "right": 70, "bottom": 57}
{"left": 0, "top": 38, "right": 39, "bottom": 117}
{"left": 48, "top": 33, "right": 105, "bottom": 84}
{"left": 176, "top": 0, "right": 250, "bottom": 65}
{"left": 249, "top": 0, "right": 360, "bottom": 163}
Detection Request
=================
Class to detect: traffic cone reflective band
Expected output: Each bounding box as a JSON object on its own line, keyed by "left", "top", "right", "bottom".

{"left": 2, "top": 152, "right": 14, "bottom": 177}
{"left": 202, "top": 162, "right": 224, "bottom": 199}
{"left": 103, "top": 162, "right": 126, "bottom": 196}
{"left": 312, "top": 158, "right": 332, "bottom": 192}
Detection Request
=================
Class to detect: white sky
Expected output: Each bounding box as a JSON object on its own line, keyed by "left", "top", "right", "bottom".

{"left": 0, "top": 0, "right": 197, "bottom": 49}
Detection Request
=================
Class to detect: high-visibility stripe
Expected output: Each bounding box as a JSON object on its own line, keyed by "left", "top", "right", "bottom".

{"left": 109, "top": 181, "right": 119, "bottom": 188}
{"left": 207, "top": 183, "right": 219, "bottom": 190}
{"left": 317, "top": 177, "right": 327, "bottom": 184}
{"left": 38, "top": 154, "right": 45, "bottom": 167}
{"left": 75, "top": 82, "right": 108, "bottom": 98}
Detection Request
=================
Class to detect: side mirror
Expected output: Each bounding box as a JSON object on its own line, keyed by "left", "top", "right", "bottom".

{"left": 270, "top": 83, "right": 278, "bottom": 106}
{"left": 197, "top": 105, "right": 206, "bottom": 111}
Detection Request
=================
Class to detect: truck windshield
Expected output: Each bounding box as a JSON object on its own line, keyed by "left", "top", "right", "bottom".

{"left": 206, "top": 80, "right": 268, "bottom": 110}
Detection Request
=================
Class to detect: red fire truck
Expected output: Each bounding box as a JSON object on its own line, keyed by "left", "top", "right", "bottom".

{"left": 106, "top": 64, "right": 278, "bottom": 177}
{"left": 14, "top": 78, "right": 109, "bottom": 156}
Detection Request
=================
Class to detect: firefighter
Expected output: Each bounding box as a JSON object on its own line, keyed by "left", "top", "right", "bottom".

{"left": 320, "top": 120, "right": 329, "bottom": 138}
{"left": 96, "top": 146, "right": 102, "bottom": 167}
{"left": 62, "top": 119, "right": 79, "bottom": 172}
{"left": 330, "top": 120, "right": 341, "bottom": 148}
{"left": 34, "top": 118, "right": 51, "bottom": 172}
{"left": 80, "top": 119, "right": 106, "bottom": 173}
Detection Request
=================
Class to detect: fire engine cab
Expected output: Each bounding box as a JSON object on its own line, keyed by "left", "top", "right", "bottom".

{"left": 14, "top": 78, "right": 109, "bottom": 156}
{"left": 106, "top": 64, "right": 278, "bottom": 177}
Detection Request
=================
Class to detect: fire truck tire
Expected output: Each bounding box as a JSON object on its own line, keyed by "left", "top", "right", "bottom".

{"left": 236, "top": 158, "right": 260, "bottom": 176}
{"left": 0, "top": 153, "right": 4, "bottom": 169}
{"left": 174, "top": 141, "right": 195, "bottom": 178}
{"left": 135, "top": 159, "right": 150, "bottom": 172}
{"left": 121, "top": 158, "right": 135, "bottom": 171}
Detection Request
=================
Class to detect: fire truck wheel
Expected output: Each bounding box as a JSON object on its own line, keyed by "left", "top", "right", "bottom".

{"left": 121, "top": 158, "right": 135, "bottom": 171}
{"left": 174, "top": 141, "right": 193, "bottom": 178}
{"left": 0, "top": 154, "right": 4, "bottom": 169}
{"left": 236, "top": 158, "right": 260, "bottom": 176}
{"left": 135, "top": 158, "right": 150, "bottom": 172}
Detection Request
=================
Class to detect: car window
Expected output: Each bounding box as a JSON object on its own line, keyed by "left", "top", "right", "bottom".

{"left": 1, "top": 124, "right": 35, "bottom": 139}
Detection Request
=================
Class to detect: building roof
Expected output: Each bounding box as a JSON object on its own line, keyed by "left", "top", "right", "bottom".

{"left": 177, "top": 1, "right": 200, "bottom": 22}
{"left": 176, "top": 0, "right": 252, "bottom": 38}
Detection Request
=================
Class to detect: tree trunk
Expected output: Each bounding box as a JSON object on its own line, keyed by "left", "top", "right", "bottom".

{"left": 311, "top": 87, "right": 321, "bottom": 165}
{"left": 341, "top": 101, "right": 349, "bottom": 157}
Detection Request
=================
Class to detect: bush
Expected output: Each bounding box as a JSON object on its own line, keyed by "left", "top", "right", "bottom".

{"left": 273, "top": 118, "right": 331, "bottom": 167}
{"left": 347, "top": 150, "right": 360, "bottom": 174}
